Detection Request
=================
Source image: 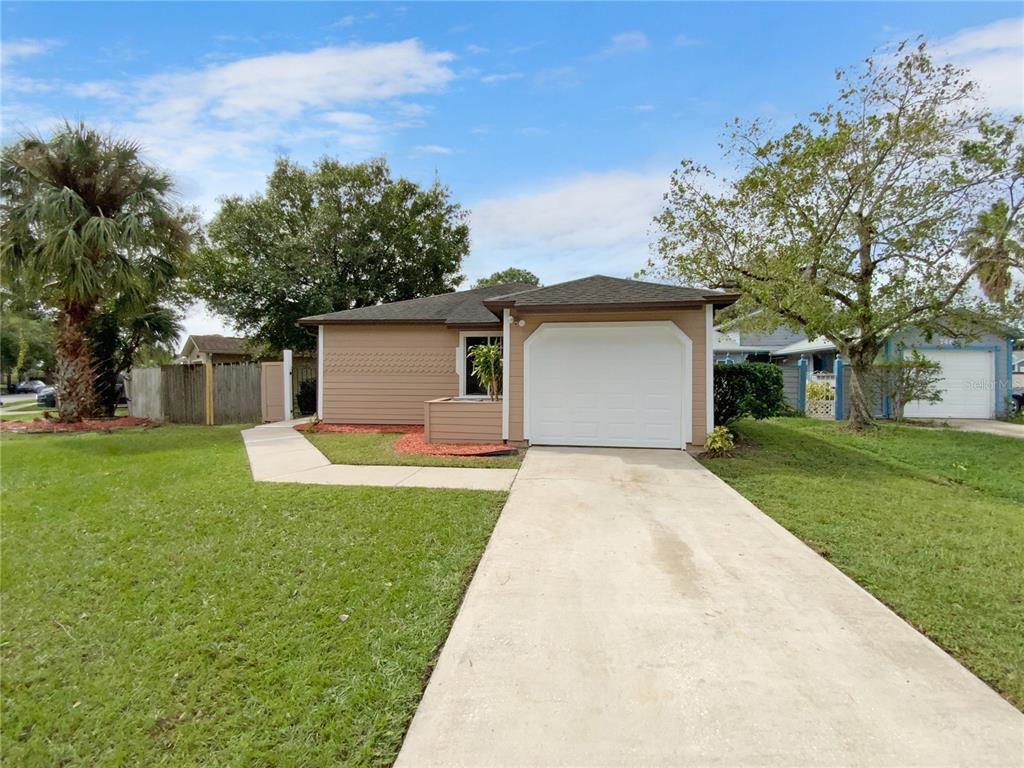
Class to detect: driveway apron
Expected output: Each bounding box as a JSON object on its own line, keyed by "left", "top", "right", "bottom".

{"left": 397, "top": 446, "right": 1023, "bottom": 767}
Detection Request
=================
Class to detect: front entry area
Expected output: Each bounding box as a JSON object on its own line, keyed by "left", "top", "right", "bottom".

{"left": 524, "top": 321, "right": 691, "bottom": 449}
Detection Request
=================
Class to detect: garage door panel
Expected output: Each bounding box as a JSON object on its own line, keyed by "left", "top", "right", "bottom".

{"left": 527, "top": 323, "right": 686, "bottom": 448}
{"left": 903, "top": 349, "right": 994, "bottom": 419}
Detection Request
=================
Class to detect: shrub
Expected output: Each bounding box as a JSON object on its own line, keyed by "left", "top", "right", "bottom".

{"left": 873, "top": 350, "right": 943, "bottom": 422}
{"left": 805, "top": 380, "right": 835, "bottom": 401}
{"left": 714, "top": 363, "right": 786, "bottom": 426}
{"left": 704, "top": 425, "right": 735, "bottom": 457}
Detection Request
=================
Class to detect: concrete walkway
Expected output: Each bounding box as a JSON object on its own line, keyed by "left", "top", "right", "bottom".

{"left": 397, "top": 447, "right": 1024, "bottom": 767}
{"left": 240, "top": 421, "right": 517, "bottom": 491}
{"left": 940, "top": 418, "right": 1024, "bottom": 439}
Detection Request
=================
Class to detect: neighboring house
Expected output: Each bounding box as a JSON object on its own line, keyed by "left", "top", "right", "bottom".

{"left": 298, "top": 275, "right": 737, "bottom": 448}
{"left": 770, "top": 329, "right": 1017, "bottom": 420}
{"left": 1013, "top": 352, "right": 1024, "bottom": 388}
{"left": 713, "top": 320, "right": 805, "bottom": 364}
{"left": 179, "top": 335, "right": 252, "bottom": 364}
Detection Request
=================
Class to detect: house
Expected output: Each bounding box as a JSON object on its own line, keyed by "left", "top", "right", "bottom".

{"left": 769, "top": 329, "right": 1017, "bottom": 420}
{"left": 298, "top": 275, "right": 738, "bottom": 448}
{"left": 712, "top": 317, "right": 805, "bottom": 364}
{"left": 179, "top": 335, "right": 252, "bottom": 364}
{"left": 1013, "top": 351, "right": 1024, "bottom": 388}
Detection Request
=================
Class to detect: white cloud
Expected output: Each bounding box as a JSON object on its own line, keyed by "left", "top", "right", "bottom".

{"left": 321, "top": 111, "right": 377, "bottom": 130}
{"left": 1, "top": 38, "right": 62, "bottom": 65}
{"left": 634, "top": 104, "right": 655, "bottom": 112}
{"left": 413, "top": 144, "right": 453, "bottom": 155}
{"left": 11, "top": 40, "right": 458, "bottom": 215}
{"left": 602, "top": 31, "right": 649, "bottom": 57}
{"left": 140, "top": 41, "right": 454, "bottom": 122}
{"left": 331, "top": 12, "right": 377, "bottom": 28}
{"left": 481, "top": 72, "right": 524, "bottom": 84}
{"left": 673, "top": 34, "right": 702, "bottom": 48}
{"left": 466, "top": 44, "right": 489, "bottom": 54}
{"left": 467, "top": 169, "right": 669, "bottom": 283}
{"left": 934, "top": 17, "right": 1024, "bottom": 112}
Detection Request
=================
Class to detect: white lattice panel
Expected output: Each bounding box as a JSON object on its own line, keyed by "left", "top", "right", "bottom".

{"left": 806, "top": 399, "right": 835, "bottom": 420}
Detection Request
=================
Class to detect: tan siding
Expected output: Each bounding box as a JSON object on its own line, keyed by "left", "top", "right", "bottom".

{"left": 321, "top": 325, "right": 459, "bottom": 424}
{"left": 424, "top": 398, "right": 502, "bottom": 443}
{"left": 508, "top": 308, "right": 709, "bottom": 446}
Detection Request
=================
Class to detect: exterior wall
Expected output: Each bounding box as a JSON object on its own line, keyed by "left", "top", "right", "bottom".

{"left": 740, "top": 327, "right": 804, "bottom": 349}
{"left": 321, "top": 324, "right": 459, "bottom": 424}
{"left": 508, "top": 308, "right": 709, "bottom": 446}
{"left": 424, "top": 398, "right": 502, "bottom": 443}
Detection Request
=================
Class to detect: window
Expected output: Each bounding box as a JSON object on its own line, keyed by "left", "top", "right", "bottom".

{"left": 460, "top": 334, "right": 502, "bottom": 396}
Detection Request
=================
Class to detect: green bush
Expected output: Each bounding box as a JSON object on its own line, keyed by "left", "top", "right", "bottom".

{"left": 805, "top": 380, "right": 835, "bottom": 401}
{"left": 714, "top": 363, "right": 786, "bottom": 426}
{"left": 704, "top": 425, "right": 735, "bottom": 457}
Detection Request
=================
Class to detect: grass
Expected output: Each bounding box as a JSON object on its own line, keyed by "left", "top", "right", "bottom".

{"left": 0, "top": 404, "right": 129, "bottom": 422}
{"left": 306, "top": 429, "right": 522, "bottom": 469}
{"left": 702, "top": 417, "right": 1024, "bottom": 709}
{"left": 1, "top": 425, "right": 506, "bottom": 766}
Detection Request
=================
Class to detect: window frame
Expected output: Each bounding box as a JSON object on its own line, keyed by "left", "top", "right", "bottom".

{"left": 457, "top": 331, "right": 503, "bottom": 398}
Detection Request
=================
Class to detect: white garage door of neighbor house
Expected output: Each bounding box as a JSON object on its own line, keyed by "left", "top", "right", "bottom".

{"left": 526, "top": 323, "right": 687, "bottom": 449}
{"left": 903, "top": 349, "right": 994, "bottom": 419}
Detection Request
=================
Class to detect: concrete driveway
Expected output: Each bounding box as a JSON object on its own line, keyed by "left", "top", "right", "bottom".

{"left": 940, "top": 418, "right": 1024, "bottom": 439}
{"left": 397, "top": 447, "right": 1023, "bottom": 767}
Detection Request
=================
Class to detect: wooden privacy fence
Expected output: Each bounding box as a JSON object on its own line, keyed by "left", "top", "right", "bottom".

{"left": 128, "top": 362, "right": 262, "bottom": 424}
{"left": 126, "top": 367, "right": 164, "bottom": 421}
{"left": 212, "top": 363, "right": 262, "bottom": 424}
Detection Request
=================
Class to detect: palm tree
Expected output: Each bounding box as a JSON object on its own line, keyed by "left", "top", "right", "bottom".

{"left": 964, "top": 199, "right": 1022, "bottom": 303}
{"left": 90, "top": 299, "right": 184, "bottom": 416}
{"left": 1, "top": 123, "right": 189, "bottom": 420}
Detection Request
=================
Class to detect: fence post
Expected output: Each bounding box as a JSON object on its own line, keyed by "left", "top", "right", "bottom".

{"left": 833, "top": 356, "right": 844, "bottom": 420}
{"left": 282, "top": 349, "right": 293, "bottom": 421}
{"left": 797, "top": 356, "right": 808, "bottom": 413}
{"left": 204, "top": 360, "right": 214, "bottom": 425}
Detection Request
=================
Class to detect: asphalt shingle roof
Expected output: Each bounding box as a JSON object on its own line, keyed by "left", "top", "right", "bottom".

{"left": 183, "top": 335, "right": 248, "bottom": 355}
{"left": 297, "top": 283, "right": 534, "bottom": 326}
{"left": 484, "top": 275, "right": 736, "bottom": 309}
{"left": 297, "top": 275, "right": 737, "bottom": 326}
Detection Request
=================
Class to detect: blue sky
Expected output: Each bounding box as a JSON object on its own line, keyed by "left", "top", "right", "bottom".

{"left": 2, "top": 2, "right": 1022, "bottom": 339}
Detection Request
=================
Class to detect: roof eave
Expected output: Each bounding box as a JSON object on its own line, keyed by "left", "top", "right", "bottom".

{"left": 489, "top": 299, "right": 729, "bottom": 314}
{"left": 296, "top": 317, "right": 448, "bottom": 327}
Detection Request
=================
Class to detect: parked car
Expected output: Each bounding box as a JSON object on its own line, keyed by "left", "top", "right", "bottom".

{"left": 1012, "top": 387, "right": 1023, "bottom": 415}
{"left": 16, "top": 379, "right": 47, "bottom": 394}
{"left": 36, "top": 386, "right": 56, "bottom": 408}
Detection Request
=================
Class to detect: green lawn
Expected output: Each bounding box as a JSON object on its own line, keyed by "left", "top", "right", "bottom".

{"left": 702, "top": 417, "right": 1024, "bottom": 709}
{"left": 0, "top": 404, "right": 129, "bottom": 422}
{"left": 306, "top": 430, "right": 522, "bottom": 469}
{"left": 1, "top": 425, "right": 506, "bottom": 766}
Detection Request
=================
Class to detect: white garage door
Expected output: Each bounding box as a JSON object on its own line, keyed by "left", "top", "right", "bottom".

{"left": 526, "top": 323, "right": 689, "bottom": 448}
{"left": 903, "top": 349, "right": 994, "bottom": 419}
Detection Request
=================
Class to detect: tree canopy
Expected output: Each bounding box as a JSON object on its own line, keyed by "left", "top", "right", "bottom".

{"left": 0, "top": 123, "right": 191, "bottom": 419}
{"left": 192, "top": 157, "right": 469, "bottom": 351}
{"left": 650, "top": 41, "right": 1023, "bottom": 428}
{"left": 473, "top": 267, "right": 540, "bottom": 288}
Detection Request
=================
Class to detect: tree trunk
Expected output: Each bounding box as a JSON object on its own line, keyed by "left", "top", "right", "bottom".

{"left": 845, "top": 347, "right": 878, "bottom": 431}
{"left": 54, "top": 305, "right": 97, "bottom": 421}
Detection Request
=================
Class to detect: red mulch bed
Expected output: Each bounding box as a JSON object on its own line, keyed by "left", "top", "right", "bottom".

{"left": 298, "top": 422, "right": 511, "bottom": 456}
{"left": 0, "top": 415, "right": 153, "bottom": 433}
